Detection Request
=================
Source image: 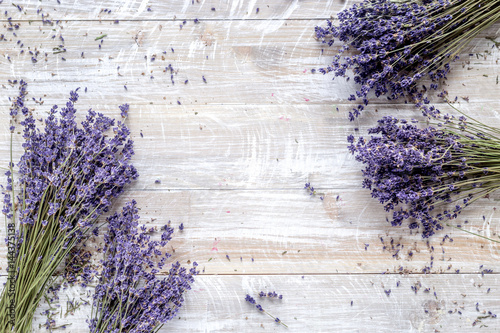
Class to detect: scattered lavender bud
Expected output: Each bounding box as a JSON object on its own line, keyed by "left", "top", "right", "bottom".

{"left": 245, "top": 294, "right": 256, "bottom": 305}
{"left": 119, "top": 103, "right": 129, "bottom": 118}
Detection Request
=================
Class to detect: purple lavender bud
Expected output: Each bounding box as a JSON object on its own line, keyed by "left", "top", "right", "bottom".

{"left": 245, "top": 294, "right": 256, "bottom": 304}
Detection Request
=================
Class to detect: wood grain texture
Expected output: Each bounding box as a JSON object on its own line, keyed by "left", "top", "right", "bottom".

{"left": 0, "top": 0, "right": 499, "bottom": 332}
{"left": 0, "top": 19, "right": 497, "bottom": 107}
{"left": 3, "top": 103, "right": 500, "bottom": 190}
{"left": 3, "top": 189, "right": 499, "bottom": 275}
{"left": 1, "top": 0, "right": 346, "bottom": 20}
{"left": 29, "top": 275, "right": 500, "bottom": 332}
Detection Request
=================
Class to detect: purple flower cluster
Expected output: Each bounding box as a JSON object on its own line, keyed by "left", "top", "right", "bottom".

{"left": 244, "top": 293, "right": 286, "bottom": 327}
{"left": 348, "top": 113, "right": 500, "bottom": 238}
{"left": 304, "top": 182, "right": 324, "bottom": 200}
{"left": 3, "top": 81, "right": 138, "bottom": 232}
{"left": 88, "top": 200, "right": 198, "bottom": 333}
{"left": 315, "top": 0, "right": 499, "bottom": 120}
{"left": 258, "top": 291, "right": 283, "bottom": 299}
{"left": 304, "top": 182, "right": 316, "bottom": 195}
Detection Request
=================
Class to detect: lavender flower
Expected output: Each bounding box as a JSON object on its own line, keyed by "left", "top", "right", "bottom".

{"left": 304, "top": 182, "right": 316, "bottom": 195}
{"left": 305, "top": 182, "right": 324, "bottom": 200}
{"left": 244, "top": 294, "right": 287, "bottom": 327}
{"left": 245, "top": 294, "right": 256, "bottom": 304}
{"left": 88, "top": 201, "right": 197, "bottom": 333}
{"left": 315, "top": 0, "right": 500, "bottom": 120}
{"left": 349, "top": 108, "right": 500, "bottom": 237}
{"left": 258, "top": 291, "right": 283, "bottom": 299}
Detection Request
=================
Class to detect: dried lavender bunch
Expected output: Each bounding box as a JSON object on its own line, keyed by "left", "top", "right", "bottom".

{"left": 88, "top": 200, "right": 197, "bottom": 333}
{"left": 0, "top": 81, "right": 138, "bottom": 332}
{"left": 315, "top": 0, "right": 500, "bottom": 120}
{"left": 348, "top": 108, "right": 500, "bottom": 237}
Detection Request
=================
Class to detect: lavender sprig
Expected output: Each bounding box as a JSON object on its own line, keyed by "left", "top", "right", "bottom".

{"left": 304, "top": 183, "right": 324, "bottom": 200}
{"left": 304, "top": 183, "right": 316, "bottom": 196}
{"left": 259, "top": 291, "right": 283, "bottom": 299}
{"left": 349, "top": 106, "right": 500, "bottom": 237}
{"left": 315, "top": 0, "right": 500, "bottom": 120}
{"left": 88, "top": 200, "right": 198, "bottom": 333}
{"left": 245, "top": 294, "right": 287, "bottom": 328}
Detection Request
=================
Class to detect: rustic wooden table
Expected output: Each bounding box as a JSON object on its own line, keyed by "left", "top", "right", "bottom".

{"left": 0, "top": 1, "right": 499, "bottom": 332}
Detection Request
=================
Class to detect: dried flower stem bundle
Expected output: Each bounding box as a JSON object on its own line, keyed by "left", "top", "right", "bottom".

{"left": 0, "top": 81, "right": 138, "bottom": 331}
{"left": 88, "top": 201, "right": 197, "bottom": 333}
{"left": 315, "top": 0, "right": 500, "bottom": 120}
{"left": 348, "top": 106, "right": 500, "bottom": 237}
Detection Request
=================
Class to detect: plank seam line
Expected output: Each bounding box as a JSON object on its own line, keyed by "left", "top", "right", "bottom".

{"left": 0, "top": 272, "right": 497, "bottom": 277}
{"left": 0, "top": 18, "right": 333, "bottom": 23}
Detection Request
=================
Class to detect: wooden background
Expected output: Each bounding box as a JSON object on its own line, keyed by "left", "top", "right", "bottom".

{"left": 0, "top": 0, "right": 499, "bottom": 331}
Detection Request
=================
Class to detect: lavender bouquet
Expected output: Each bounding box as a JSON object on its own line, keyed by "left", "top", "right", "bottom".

{"left": 315, "top": 0, "right": 500, "bottom": 120}
{"left": 88, "top": 200, "right": 197, "bottom": 333}
{"left": 0, "top": 81, "right": 138, "bottom": 331}
{"left": 348, "top": 107, "right": 500, "bottom": 238}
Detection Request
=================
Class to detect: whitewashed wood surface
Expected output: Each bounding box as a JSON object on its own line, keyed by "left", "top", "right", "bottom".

{"left": 0, "top": 0, "right": 500, "bottom": 332}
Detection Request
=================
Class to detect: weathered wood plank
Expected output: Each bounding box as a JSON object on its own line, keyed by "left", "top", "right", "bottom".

{"left": 2, "top": 103, "right": 500, "bottom": 190}
{"left": 1, "top": 189, "right": 498, "bottom": 275}
{"left": 0, "top": 0, "right": 347, "bottom": 21}
{"left": 0, "top": 20, "right": 497, "bottom": 107}
{"left": 0, "top": 1, "right": 498, "bottom": 332}
{"left": 28, "top": 274, "right": 500, "bottom": 332}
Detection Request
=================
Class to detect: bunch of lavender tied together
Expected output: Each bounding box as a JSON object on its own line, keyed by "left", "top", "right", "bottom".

{"left": 0, "top": 81, "right": 138, "bottom": 331}
{"left": 315, "top": 0, "right": 500, "bottom": 120}
{"left": 348, "top": 107, "right": 500, "bottom": 238}
{"left": 88, "top": 200, "right": 198, "bottom": 333}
